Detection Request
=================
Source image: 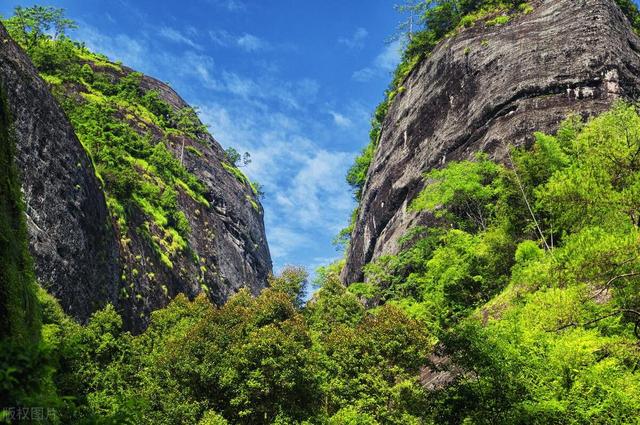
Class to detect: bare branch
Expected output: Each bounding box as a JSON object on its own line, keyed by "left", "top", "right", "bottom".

{"left": 549, "top": 309, "right": 640, "bottom": 336}
{"left": 604, "top": 272, "right": 640, "bottom": 288}
{"left": 504, "top": 146, "right": 552, "bottom": 252}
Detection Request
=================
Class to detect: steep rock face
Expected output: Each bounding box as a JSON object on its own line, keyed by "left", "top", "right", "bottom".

{"left": 0, "top": 22, "right": 272, "bottom": 330}
{"left": 87, "top": 65, "right": 272, "bottom": 329}
{"left": 130, "top": 72, "right": 273, "bottom": 324}
{"left": 343, "top": 0, "right": 640, "bottom": 283}
{"left": 0, "top": 23, "right": 121, "bottom": 320}
{"left": 0, "top": 68, "right": 39, "bottom": 343}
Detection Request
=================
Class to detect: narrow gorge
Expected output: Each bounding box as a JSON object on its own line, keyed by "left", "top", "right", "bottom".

{"left": 2, "top": 1, "right": 640, "bottom": 423}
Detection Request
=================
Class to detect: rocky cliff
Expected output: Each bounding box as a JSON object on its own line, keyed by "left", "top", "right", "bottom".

{"left": 0, "top": 61, "right": 40, "bottom": 343}
{"left": 343, "top": 0, "right": 640, "bottom": 284}
{"left": 0, "top": 23, "right": 121, "bottom": 321}
{"left": 129, "top": 70, "right": 273, "bottom": 325}
{"left": 0, "top": 22, "right": 272, "bottom": 330}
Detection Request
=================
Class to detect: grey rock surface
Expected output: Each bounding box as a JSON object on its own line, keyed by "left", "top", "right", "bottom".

{"left": 121, "top": 72, "right": 273, "bottom": 329}
{"left": 0, "top": 23, "right": 121, "bottom": 321}
{"left": 343, "top": 0, "right": 640, "bottom": 284}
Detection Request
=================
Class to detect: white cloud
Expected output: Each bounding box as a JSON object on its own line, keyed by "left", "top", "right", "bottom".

{"left": 338, "top": 27, "right": 368, "bottom": 49}
{"left": 209, "top": 29, "right": 234, "bottom": 47}
{"left": 352, "top": 67, "right": 376, "bottom": 82}
{"left": 352, "top": 39, "right": 403, "bottom": 82}
{"left": 210, "top": 30, "right": 274, "bottom": 53}
{"left": 268, "top": 226, "right": 311, "bottom": 260}
{"left": 197, "top": 73, "right": 318, "bottom": 110}
{"left": 175, "top": 52, "right": 220, "bottom": 89}
{"left": 237, "top": 33, "right": 270, "bottom": 52}
{"left": 375, "top": 39, "right": 403, "bottom": 71}
{"left": 159, "top": 26, "right": 202, "bottom": 50}
{"left": 329, "top": 111, "right": 352, "bottom": 128}
{"left": 275, "top": 194, "right": 295, "bottom": 209}
{"left": 206, "top": 0, "right": 246, "bottom": 12}
{"left": 288, "top": 149, "right": 354, "bottom": 226}
{"left": 222, "top": 72, "right": 259, "bottom": 97}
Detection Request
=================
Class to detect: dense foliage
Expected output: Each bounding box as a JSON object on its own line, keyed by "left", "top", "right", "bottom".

{"left": 22, "top": 267, "right": 430, "bottom": 424}
{"left": 5, "top": 99, "right": 640, "bottom": 423}
{"left": 2, "top": 5, "right": 76, "bottom": 51}
{"left": 354, "top": 103, "right": 640, "bottom": 423}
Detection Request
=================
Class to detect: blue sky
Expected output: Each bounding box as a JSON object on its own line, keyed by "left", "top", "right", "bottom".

{"left": 0, "top": 0, "right": 402, "bottom": 283}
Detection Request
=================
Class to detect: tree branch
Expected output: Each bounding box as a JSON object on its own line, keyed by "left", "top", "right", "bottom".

{"left": 549, "top": 309, "right": 640, "bottom": 336}
{"left": 504, "top": 147, "right": 551, "bottom": 252}
{"left": 604, "top": 272, "right": 640, "bottom": 288}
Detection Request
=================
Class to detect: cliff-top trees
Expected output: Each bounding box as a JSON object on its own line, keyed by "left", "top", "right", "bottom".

{"left": 3, "top": 6, "right": 76, "bottom": 52}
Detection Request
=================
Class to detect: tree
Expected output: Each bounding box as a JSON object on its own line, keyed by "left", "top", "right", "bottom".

{"left": 305, "top": 275, "right": 364, "bottom": 333}
{"left": 176, "top": 106, "right": 208, "bottom": 139}
{"left": 252, "top": 181, "right": 265, "bottom": 200}
{"left": 224, "top": 147, "right": 251, "bottom": 167}
{"left": 3, "top": 6, "right": 76, "bottom": 52}
{"left": 393, "top": 0, "right": 430, "bottom": 43}
{"left": 410, "top": 154, "right": 502, "bottom": 232}
{"left": 224, "top": 147, "right": 241, "bottom": 166}
{"left": 242, "top": 151, "right": 252, "bottom": 166}
{"left": 269, "top": 266, "right": 308, "bottom": 309}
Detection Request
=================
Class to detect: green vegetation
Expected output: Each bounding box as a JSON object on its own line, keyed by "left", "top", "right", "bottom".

{"left": 353, "top": 103, "right": 640, "bottom": 422}
{"left": 57, "top": 67, "right": 205, "bottom": 265}
{"left": 616, "top": 0, "right": 640, "bottom": 32}
{"left": 224, "top": 147, "right": 251, "bottom": 168}
{"left": 186, "top": 145, "right": 204, "bottom": 157}
{"left": 1, "top": 266, "right": 430, "bottom": 424}
{"left": 222, "top": 149, "right": 263, "bottom": 200}
{"left": 5, "top": 103, "right": 639, "bottom": 424}
{"left": 2, "top": 5, "right": 76, "bottom": 52}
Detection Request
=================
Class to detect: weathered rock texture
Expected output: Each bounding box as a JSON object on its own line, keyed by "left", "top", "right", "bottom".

{"left": 122, "top": 71, "right": 273, "bottom": 328}
{"left": 343, "top": 0, "right": 640, "bottom": 284}
{"left": 0, "top": 23, "right": 121, "bottom": 320}
{"left": 0, "top": 22, "right": 272, "bottom": 330}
